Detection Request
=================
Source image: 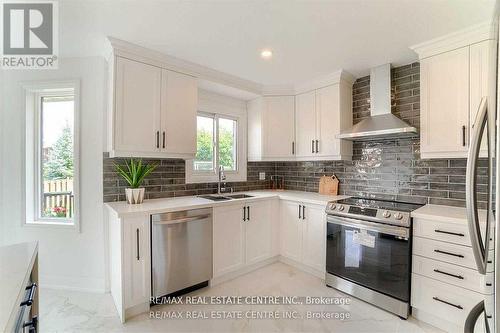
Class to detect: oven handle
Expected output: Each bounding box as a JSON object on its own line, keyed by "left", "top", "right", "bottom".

{"left": 327, "top": 215, "right": 409, "bottom": 238}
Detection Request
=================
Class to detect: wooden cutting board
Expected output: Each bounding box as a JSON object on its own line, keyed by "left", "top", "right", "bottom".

{"left": 319, "top": 175, "right": 339, "bottom": 195}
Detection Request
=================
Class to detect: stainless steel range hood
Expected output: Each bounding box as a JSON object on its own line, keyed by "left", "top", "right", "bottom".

{"left": 337, "top": 64, "right": 417, "bottom": 141}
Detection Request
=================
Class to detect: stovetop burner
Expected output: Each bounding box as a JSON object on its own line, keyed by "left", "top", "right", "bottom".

{"left": 326, "top": 197, "right": 423, "bottom": 227}
{"left": 334, "top": 197, "right": 423, "bottom": 213}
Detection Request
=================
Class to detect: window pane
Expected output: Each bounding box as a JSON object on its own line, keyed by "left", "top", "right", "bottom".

{"left": 218, "top": 117, "right": 237, "bottom": 171}
{"left": 41, "top": 96, "right": 75, "bottom": 220}
{"left": 194, "top": 115, "right": 214, "bottom": 171}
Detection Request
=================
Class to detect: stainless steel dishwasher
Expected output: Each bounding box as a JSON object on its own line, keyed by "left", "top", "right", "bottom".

{"left": 151, "top": 208, "right": 213, "bottom": 298}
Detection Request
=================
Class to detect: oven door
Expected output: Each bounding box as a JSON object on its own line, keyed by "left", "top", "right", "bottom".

{"left": 326, "top": 215, "right": 411, "bottom": 302}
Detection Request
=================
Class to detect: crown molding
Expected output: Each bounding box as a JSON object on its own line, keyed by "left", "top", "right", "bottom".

{"left": 107, "top": 37, "right": 355, "bottom": 100}
{"left": 294, "top": 69, "right": 355, "bottom": 94}
{"left": 107, "top": 36, "right": 263, "bottom": 95}
{"left": 410, "top": 20, "right": 495, "bottom": 59}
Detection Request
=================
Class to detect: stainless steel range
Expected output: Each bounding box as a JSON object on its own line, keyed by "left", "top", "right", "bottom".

{"left": 325, "top": 197, "right": 422, "bottom": 319}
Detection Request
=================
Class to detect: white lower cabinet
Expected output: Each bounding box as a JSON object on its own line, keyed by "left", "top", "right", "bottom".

{"left": 108, "top": 211, "right": 151, "bottom": 323}
{"left": 411, "top": 215, "right": 491, "bottom": 332}
{"left": 280, "top": 200, "right": 326, "bottom": 274}
{"left": 213, "top": 200, "right": 274, "bottom": 278}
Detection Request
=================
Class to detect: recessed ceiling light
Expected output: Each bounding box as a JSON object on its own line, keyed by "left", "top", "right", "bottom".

{"left": 260, "top": 49, "right": 273, "bottom": 59}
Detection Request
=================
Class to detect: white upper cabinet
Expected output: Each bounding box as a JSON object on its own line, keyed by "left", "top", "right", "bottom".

{"left": 108, "top": 54, "right": 198, "bottom": 159}
{"left": 315, "top": 84, "right": 353, "bottom": 159}
{"left": 247, "top": 96, "right": 295, "bottom": 161}
{"left": 114, "top": 57, "right": 162, "bottom": 154}
{"left": 420, "top": 47, "right": 470, "bottom": 158}
{"left": 161, "top": 69, "right": 197, "bottom": 156}
{"left": 412, "top": 25, "right": 496, "bottom": 159}
{"left": 248, "top": 72, "right": 353, "bottom": 162}
{"left": 295, "top": 91, "right": 317, "bottom": 158}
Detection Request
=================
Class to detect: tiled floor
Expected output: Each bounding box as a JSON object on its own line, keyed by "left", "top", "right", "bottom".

{"left": 40, "top": 262, "right": 443, "bottom": 333}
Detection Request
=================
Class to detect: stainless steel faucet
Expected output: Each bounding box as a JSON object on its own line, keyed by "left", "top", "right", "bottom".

{"left": 217, "top": 166, "right": 226, "bottom": 195}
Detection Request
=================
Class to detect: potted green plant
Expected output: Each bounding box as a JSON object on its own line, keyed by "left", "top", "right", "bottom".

{"left": 114, "top": 158, "right": 158, "bottom": 204}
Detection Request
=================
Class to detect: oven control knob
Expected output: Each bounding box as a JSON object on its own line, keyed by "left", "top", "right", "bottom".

{"left": 338, "top": 205, "right": 345, "bottom": 211}
{"left": 382, "top": 210, "right": 391, "bottom": 218}
{"left": 394, "top": 212, "right": 403, "bottom": 220}
{"left": 330, "top": 204, "right": 336, "bottom": 210}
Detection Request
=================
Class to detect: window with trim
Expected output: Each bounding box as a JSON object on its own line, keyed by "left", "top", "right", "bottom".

{"left": 25, "top": 83, "right": 79, "bottom": 227}
{"left": 194, "top": 113, "right": 237, "bottom": 172}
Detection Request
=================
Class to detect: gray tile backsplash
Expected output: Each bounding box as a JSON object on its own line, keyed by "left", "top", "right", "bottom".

{"left": 103, "top": 62, "right": 485, "bottom": 208}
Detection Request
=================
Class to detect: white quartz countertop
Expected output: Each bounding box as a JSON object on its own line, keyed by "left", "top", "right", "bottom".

{"left": 412, "top": 204, "right": 488, "bottom": 224}
{"left": 0, "top": 242, "right": 38, "bottom": 332}
{"left": 105, "top": 190, "right": 349, "bottom": 217}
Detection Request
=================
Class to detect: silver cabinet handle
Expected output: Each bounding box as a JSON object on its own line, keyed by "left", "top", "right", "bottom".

{"left": 315, "top": 140, "right": 319, "bottom": 153}
{"left": 136, "top": 228, "right": 140, "bottom": 260}
{"left": 153, "top": 215, "right": 211, "bottom": 225}
{"left": 466, "top": 97, "right": 491, "bottom": 274}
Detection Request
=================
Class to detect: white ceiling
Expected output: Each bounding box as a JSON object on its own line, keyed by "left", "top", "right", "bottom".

{"left": 60, "top": 0, "right": 496, "bottom": 86}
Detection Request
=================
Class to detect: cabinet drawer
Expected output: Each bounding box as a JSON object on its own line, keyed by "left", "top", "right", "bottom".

{"left": 411, "top": 273, "right": 484, "bottom": 327}
{"left": 413, "top": 218, "right": 494, "bottom": 249}
{"left": 412, "top": 255, "right": 493, "bottom": 294}
{"left": 413, "top": 237, "right": 494, "bottom": 272}
{"left": 413, "top": 219, "right": 471, "bottom": 246}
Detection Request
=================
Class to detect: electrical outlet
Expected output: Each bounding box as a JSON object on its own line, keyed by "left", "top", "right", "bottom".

{"left": 259, "top": 172, "right": 266, "bottom": 180}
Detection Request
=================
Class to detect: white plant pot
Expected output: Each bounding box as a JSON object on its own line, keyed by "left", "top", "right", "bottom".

{"left": 125, "top": 188, "right": 145, "bottom": 204}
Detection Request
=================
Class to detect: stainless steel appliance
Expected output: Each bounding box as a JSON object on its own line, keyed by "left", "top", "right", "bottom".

{"left": 464, "top": 18, "right": 500, "bottom": 333}
{"left": 325, "top": 197, "right": 422, "bottom": 318}
{"left": 151, "top": 208, "right": 213, "bottom": 298}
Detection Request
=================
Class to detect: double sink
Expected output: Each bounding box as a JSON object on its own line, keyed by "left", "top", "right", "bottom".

{"left": 199, "top": 194, "right": 254, "bottom": 201}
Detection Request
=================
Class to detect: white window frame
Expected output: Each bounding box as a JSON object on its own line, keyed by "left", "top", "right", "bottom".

{"left": 186, "top": 92, "right": 247, "bottom": 184}
{"left": 23, "top": 80, "right": 80, "bottom": 230}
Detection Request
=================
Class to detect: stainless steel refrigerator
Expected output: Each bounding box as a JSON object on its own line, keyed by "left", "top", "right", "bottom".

{"left": 465, "top": 19, "right": 499, "bottom": 333}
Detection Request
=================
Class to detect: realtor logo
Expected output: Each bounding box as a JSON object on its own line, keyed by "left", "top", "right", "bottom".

{"left": 1, "top": 1, "right": 58, "bottom": 69}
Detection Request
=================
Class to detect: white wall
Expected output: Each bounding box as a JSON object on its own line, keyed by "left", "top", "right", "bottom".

{"left": 1, "top": 57, "right": 107, "bottom": 292}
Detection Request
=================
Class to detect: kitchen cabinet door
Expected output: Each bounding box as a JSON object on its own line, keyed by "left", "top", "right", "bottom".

{"left": 263, "top": 96, "right": 296, "bottom": 159}
{"left": 295, "top": 91, "right": 317, "bottom": 158}
{"left": 161, "top": 69, "right": 197, "bottom": 157}
{"left": 245, "top": 201, "right": 272, "bottom": 265}
{"left": 470, "top": 40, "right": 496, "bottom": 156}
{"left": 122, "top": 215, "right": 150, "bottom": 310}
{"left": 213, "top": 204, "right": 246, "bottom": 277}
{"left": 315, "top": 84, "right": 339, "bottom": 158}
{"left": 114, "top": 57, "right": 162, "bottom": 154}
{"left": 301, "top": 204, "right": 326, "bottom": 273}
{"left": 280, "top": 200, "right": 302, "bottom": 262}
{"left": 420, "top": 47, "right": 470, "bottom": 158}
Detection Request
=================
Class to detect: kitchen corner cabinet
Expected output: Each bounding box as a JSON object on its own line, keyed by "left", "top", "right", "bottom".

{"left": 247, "top": 77, "right": 353, "bottom": 162}
{"left": 280, "top": 200, "right": 326, "bottom": 273}
{"left": 107, "top": 210, "right": 150, "bottom": 323}
{"left": 107, "top": 56, "right": 197, "bottom": 159}
{"left": 247, "top": 96, "right": 296, "bottom": 161}
{"left": 295, "top": 83, "right": 353, "bottom": 161}
{"left": 213, "top": 200, "right": 274, "bottom": 278}
{"left": 419, "top": 39, "right": 496, "bottom": 159}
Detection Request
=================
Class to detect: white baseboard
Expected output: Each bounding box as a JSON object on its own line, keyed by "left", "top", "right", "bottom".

{"left": 40, "top": 274, "right": 106, "bottom": 293}
{"left": 278, "top": 256, "right": 325, "bottom": 280}
{"left": 210, "top": 256, "right": 279, "bottom": 286}
{"left": 411, "top": 308, "right": 459, "bottom": 332}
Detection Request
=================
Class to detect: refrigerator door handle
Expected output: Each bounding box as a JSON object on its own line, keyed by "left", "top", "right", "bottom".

{"left": 464, "top": 300, "right": 490, "bottom": 333}
{"left": 466, "top": 97, "right": 492, "bottom": 275}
